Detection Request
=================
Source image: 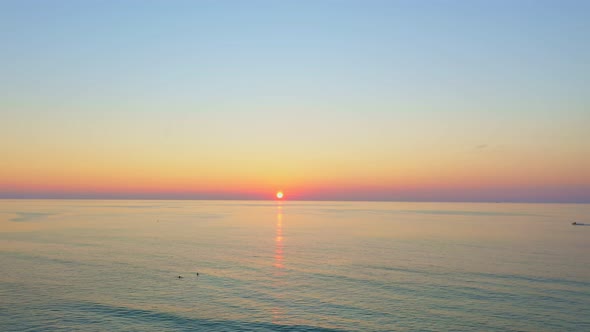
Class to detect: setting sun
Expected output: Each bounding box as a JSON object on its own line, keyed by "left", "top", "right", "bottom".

{"left": 276, "top": 191, "right": 284, "bottom": 199}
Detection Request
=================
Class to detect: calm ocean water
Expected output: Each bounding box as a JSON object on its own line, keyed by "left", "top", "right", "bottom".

{"left": 0, "top": 200, "right": 589, "bottom": 331}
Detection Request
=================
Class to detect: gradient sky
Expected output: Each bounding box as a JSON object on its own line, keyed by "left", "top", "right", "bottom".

{"left": 1, "top": 0, "right": 589, "bottom": 202}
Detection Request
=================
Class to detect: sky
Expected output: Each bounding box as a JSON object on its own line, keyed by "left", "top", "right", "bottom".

{"left": 1, "top": 0, "right": 589, "bottom": 202}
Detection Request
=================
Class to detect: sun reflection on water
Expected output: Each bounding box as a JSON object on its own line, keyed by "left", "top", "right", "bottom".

{"left": 272, "top": 203, "right": 286, "bottom": 324}
{"left": 274, "top": 204, "right": 284, "bottom": 269}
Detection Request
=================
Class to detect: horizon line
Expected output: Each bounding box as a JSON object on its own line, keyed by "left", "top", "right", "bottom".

{"left": 0, "top": 197, "right": 588, "bottom": 204}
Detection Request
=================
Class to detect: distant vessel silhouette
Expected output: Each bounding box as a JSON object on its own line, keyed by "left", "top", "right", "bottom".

{"left": 572, "top": 222, "right": 586, "bottom": 226}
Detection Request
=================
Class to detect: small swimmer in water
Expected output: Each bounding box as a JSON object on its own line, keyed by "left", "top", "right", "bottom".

{"left": 178, "top": 275, "right": 183, "bottom": 279}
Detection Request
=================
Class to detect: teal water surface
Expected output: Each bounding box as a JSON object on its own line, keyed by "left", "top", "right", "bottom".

{"left": 1, "top": 200, "right": 589, "bottom": 331}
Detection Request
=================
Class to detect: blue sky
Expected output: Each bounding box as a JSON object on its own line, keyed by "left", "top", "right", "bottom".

{"left": 1, "top": 1, "right": 589, "bottom": 202}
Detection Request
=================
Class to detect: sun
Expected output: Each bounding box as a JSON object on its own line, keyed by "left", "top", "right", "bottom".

{"left": 276, "top": 191, "right": 284, "bottom": 199}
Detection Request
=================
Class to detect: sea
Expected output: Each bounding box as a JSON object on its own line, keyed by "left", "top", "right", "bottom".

{"left": 1, "top": 200, "right": 589, "bottom": 331}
